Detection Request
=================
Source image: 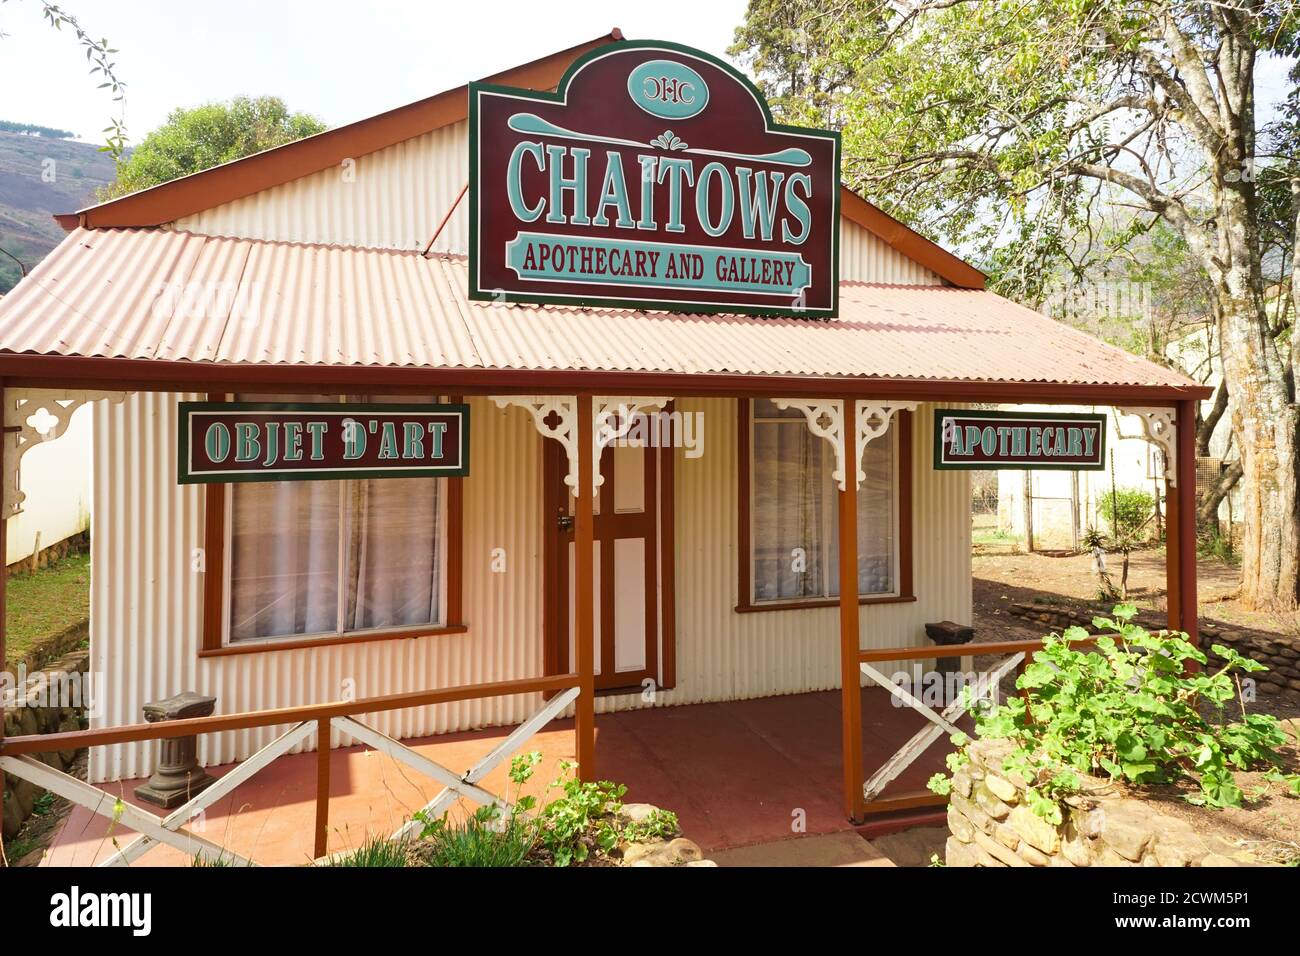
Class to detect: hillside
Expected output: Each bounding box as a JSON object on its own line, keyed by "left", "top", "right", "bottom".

{"left": 0, "top": 130, "right": 116, "bottom": 292}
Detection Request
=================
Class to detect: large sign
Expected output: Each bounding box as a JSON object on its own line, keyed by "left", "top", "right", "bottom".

{"left": 469, "top": 40, "right": 840, "bottom": 317}
{"left": 934, "top": 409, "right": 1106, "bottom": 470}
{"left": 178, "top": 402, "right": 469, "bottom": 484}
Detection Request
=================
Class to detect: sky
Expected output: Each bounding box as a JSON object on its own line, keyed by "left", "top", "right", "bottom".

{"left": 0, "top": 1, "right": 749, "bottom": 143}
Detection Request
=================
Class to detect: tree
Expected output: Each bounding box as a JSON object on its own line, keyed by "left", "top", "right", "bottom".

{"left": 733, "top": 0, "right": 1300, "bottom": 609}
{"left": 0, "top": 1, "right": 128, "bottom": 159}
{"left": 100, "top": 96, "right": 326, "bottom": 199}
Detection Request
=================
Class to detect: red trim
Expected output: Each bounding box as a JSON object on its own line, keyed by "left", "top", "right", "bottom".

{"left": 736, "top": 595, "right": 918, "bottom": 614}
{"left": 839, "top": 188, "right": 986, "bottom": 290}
{"left": 67, "top": 31, "right": 624, "bottom": 230}
{"left": 0, "top": 355, "right": 1215, "bottom": 402}
{"left": 199, "top": 394, "right": 466, "bottom": 657}
{"left": 198, "top": 625, "right": 470, "bottom": 658}
{"left": 736, "top": 400, "right": 916, "bottom": 612}
{"left": 658, "top": 437, "right": 677, "bottom": 691}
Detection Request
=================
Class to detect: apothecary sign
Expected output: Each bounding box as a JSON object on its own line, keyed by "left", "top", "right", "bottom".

{"left": 934, "top": 409, "right": 1106, "bottom": 470}
{"left": 469, "top": 40, "right": 840, "bottom": 317}
{"left": 178, "top": 402, "right": 469, "bottom": 484}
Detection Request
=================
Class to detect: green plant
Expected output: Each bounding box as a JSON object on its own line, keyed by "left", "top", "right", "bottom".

{"left": 621, "top": 808, "right": 679, "bottom": 844}
{"left": 415, "top": 752, "right": 681, "bottom": 867}
{"left": 1198, "top": 528, "right": 1238, "bottom": 564}
{"left": 1088, "top": 483, "right": 1156, "bottom": 599}
{"left": 1102, "top": 488, "right": 1155, "bottom": 539}
{"left": 326, "top": 834, "right": 414, "bottom": 868}
{"left": 419, "top": 804, "right": 535, "bottom": 868}
{"left": 1081, "top": 525, "right": 1119, "bottom": 601}
{"left": 416, "top": 751, "right": 540, "bottom": 867}
{"left": 534, "top": 761, "right": 626, "bottom": 867}
{"left": 929, "top": 604, "right": 1300, "bottom": 823}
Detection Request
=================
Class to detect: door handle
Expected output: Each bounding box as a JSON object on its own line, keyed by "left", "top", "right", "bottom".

{"left": 557, "top": 513, "right": 574, "bottom": 532}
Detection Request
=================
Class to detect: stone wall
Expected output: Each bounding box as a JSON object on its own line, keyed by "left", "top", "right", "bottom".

{"left": 1006, "top": 601, "right": 1300, "bottom": 695}
{"left": 2, "top": 648, "right": 90, "bottom": 839}
{"left": 5, "top": 530, "right": 88, "bottom": 578}
{"left": 945, "top": 738, "right": 1261, "bottom": 867}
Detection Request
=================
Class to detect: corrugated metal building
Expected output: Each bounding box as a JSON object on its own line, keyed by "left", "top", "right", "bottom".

{"left": 0, "top": 31, "right": 1207, "bottom": 828}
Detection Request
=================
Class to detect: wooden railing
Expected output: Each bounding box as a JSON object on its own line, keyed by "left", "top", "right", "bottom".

{"left": 855, "top": 635, "right": 1098, "bottom": 816}
{"left": 0, "top": 673, "right": 582, "bottom": 865}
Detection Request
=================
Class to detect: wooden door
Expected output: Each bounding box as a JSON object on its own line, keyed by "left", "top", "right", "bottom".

{"left": 544, "top": 439, "right": 662, "bottom": 691}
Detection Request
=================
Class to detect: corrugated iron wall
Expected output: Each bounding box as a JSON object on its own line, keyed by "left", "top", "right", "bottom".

{"left": 91, "top": 395, "right": 548, "bottom": 781}
{"left": 840, "top": 223, "right": 944, "bottom": 286}
{"left": 171, "top": 121, "right": 941, "bottom": 285}
{"left": 174, "top": 123, "right": 470, "bottom": 255}
{"left": 90, "top": 394, "right": 969, "bottom": 781}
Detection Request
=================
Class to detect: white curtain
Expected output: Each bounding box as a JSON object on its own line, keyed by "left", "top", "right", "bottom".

{"left": 228, "top": 394, "right": 443, "bottom": 642}
{"left": 229, "top": 476, "right": 342, "bottom": 641}
{"left": 829, "top": 431, "right": 895, "bottom": 596}
{"left": 752, "top": 400, "right": 825, "bottom": 600}
{"left": 346, "top": 477, "right": 441, "bottom": 630}
{"left": 751, "top": 399, "right": 896, "bottom": 602}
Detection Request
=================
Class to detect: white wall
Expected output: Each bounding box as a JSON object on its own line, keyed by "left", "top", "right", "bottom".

{"left": 6, "top": 403, "right": 91, "bottom": 565}
{"left": 89, "top": 394, "right": 969, "bottom": 782}
{"left": 171, "top": 120, "right": 944, "bottom": 286}
{"left": 87, "top": 112, "right": 961, "bottom": 781}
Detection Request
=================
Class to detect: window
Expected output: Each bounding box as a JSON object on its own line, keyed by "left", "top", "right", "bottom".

{"left": 204, "top": 395, "right": 461, "bottom": 652}
{"left": 740, "top": 399, "right": 910, "bottom": 608}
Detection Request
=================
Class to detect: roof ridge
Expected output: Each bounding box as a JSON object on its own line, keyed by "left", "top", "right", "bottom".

{"left": 64, "top": 30, "right": 625, "bottom": 231}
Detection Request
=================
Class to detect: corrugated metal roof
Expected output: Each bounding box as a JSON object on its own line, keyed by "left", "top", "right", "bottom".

{"left": 0, "top": 228, "right": 1196, "bottom": 390}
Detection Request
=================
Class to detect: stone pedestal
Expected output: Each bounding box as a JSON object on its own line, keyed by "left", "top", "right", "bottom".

{"left": 925, "top": 621, "right": 975, "bottom": 703}
{"left": 133, "top": 692, "right": 217, "bottom": 809}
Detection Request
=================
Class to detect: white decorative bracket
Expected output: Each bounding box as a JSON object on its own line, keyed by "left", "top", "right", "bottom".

{"left": 1117, "top": 406, "right": 1177, "bottom": 485}
{"left": 592, "top": 398, "right": 669, "bottom": 497}
{"left": 4, "top": 389, "right": 130, "bottom": 517}
{"left": 775, "top": 399, "right": 917, "bottom": 491}
{"left": 492, "top": 395, "right": 669, "bottom": 497}
{"left": 854, "top": 402, "right": 918, "bottom": 489}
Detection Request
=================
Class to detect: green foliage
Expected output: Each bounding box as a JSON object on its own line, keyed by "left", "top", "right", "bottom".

{"left": 730, "top": 1, "right": 1298, "bottom": 312}
{"left": 101, "top": 96, "right": 326, "bottom": 199}
{"left": 533, "top": 761, "right": 626, "bottom": 867}
{"left": 929, "top": 605, "right": 1300, "bottom": 822}
{"left": 415, "top": 752, "right": 680, "bottom": 868}
{"left": 419, "top": 804, "right": 535, "bottom": 868}
{"left": 1101, "top": 487, "right": 1154, "bottom": 541}
{"left": 0, "top": 120, "right": 75, "bottom": 139}
{"left": 1198, "top": 529, "right": 1238, "bottom": 565}
{"left": 5, "top": 2, "right": 129, "bottom": 161}
{"left": 326, "top": 834, "right": 414, "bottom": 868}
{"left": 621, "top": 808, "right": 679, "bottom": 844}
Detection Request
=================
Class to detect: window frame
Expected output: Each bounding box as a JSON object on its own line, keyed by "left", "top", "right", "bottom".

{"left": 199, "top": 394, "right": 465, "bottom": 657}
{"left": 735, "top": 399, "right": 915, "bottom": 613}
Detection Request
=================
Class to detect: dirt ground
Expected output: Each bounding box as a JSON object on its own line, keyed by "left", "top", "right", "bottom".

{"left": 972, "top": 546, "right": 1300, "bottom": 720}
{"left": 966, "top": 546, "right": 1300, "bottom": 864}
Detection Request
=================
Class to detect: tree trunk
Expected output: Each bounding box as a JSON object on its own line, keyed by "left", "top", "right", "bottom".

{"left": 1197, "top": 459, "right": 1242, "bottom": 527}
{"left": 1218, "top": 286, "right": 1300, "bottom": 610}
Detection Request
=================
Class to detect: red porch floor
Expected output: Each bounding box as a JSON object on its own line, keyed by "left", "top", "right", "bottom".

{"left": 42, "top": 688, "right": 952, "bottom": 866}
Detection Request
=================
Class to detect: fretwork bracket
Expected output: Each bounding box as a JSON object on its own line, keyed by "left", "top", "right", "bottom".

{"left": 492, "top": 395, "right": 669, "bottom": 497}
{"left": 775, "top": 399, "right": 918, "bottom": 491}
{"left": 4, "top": 389, "right": 130, "bottom": 517}
{"left": 1117, "top": 406, "right": 1177, "bottom": 485}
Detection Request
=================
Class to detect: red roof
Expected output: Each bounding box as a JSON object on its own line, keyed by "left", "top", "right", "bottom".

{"left": 0, "top": 228, "right": 1203, "bottom": 399}
{"left": 57, "top": 30, "right": 985, "bottom": 291}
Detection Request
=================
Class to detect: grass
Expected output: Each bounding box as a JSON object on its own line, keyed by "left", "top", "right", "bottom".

{"left": 4, "top": 551, "right": 90, "bottom": 668}
{"left": 420, "top": 810, "right": 536, "bottom": 867}
{"left": 325, "top": 834, "right": 417, "bottom": 867}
